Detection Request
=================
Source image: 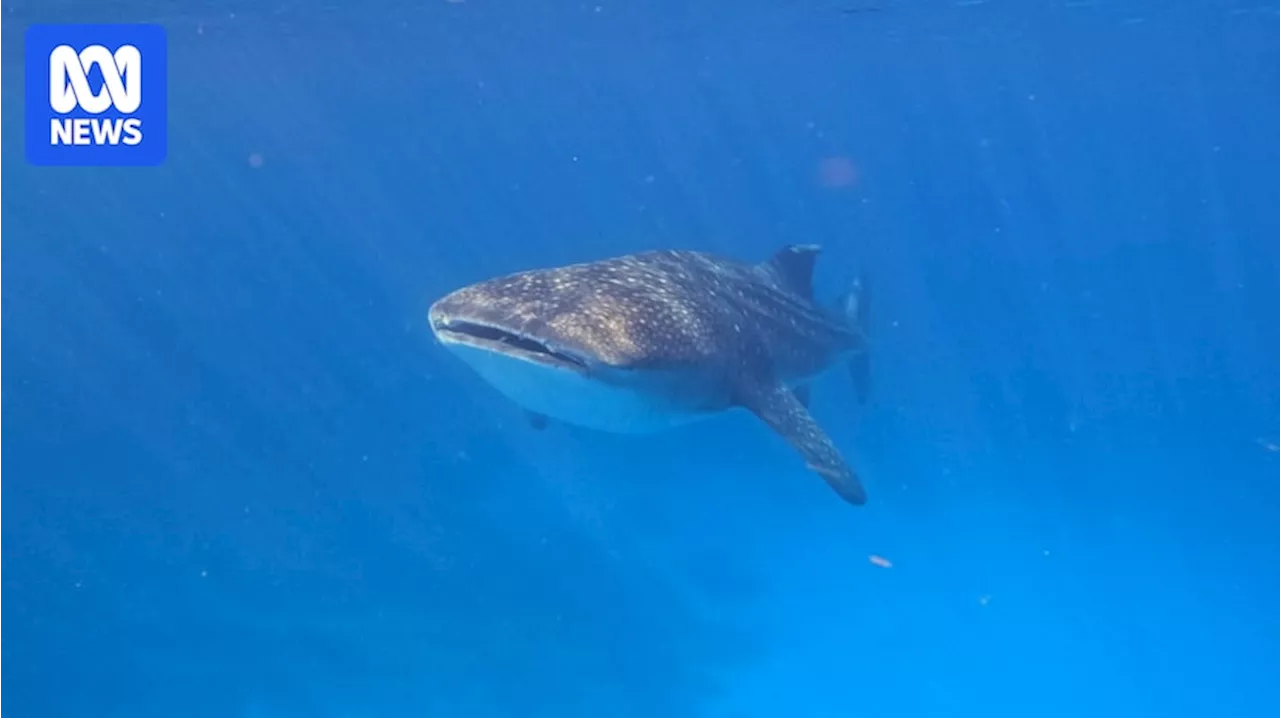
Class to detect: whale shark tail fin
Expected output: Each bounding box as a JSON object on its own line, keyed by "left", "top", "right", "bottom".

{"left": 841, "top": 276, "right": 871, "bottom": 405}
{"left": 765, "top": 244, "right": 870, "bottom": 405}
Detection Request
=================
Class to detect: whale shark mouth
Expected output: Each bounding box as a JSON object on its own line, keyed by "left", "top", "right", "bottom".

{"left": 430, "top": 318, "right": 589, "bottom": 371}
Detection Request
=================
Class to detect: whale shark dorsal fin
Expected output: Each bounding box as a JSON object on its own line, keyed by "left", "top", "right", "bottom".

{"left": 738, "top": 380, "right": 867, "bottom": 506}
{"left": 762, "top": 244, "right": 821, "bottom": 299}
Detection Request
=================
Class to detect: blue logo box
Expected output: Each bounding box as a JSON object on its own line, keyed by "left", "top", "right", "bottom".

{"left": 25, "top": 24, "right": 168, "bottom": 166}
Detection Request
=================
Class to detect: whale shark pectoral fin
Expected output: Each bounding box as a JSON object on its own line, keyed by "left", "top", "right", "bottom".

{"left": 738, "top": 381, "right": 868, "bottom": 506}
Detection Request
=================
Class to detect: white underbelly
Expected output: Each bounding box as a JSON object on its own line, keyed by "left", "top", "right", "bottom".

{"left": 444, "top": 343, "right": 720, "bottom": 434}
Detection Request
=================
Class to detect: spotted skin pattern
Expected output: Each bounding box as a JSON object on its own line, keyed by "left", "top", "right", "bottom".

{"left": 429, "top": 246, "right": 870, "bottom": 505}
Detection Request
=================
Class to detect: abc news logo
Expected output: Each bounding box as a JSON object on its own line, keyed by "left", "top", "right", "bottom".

{"left": 49, "top": 44, "right": 145, "bottom": 147}
{"left": 25, "top": 24, "right": 167, "bottom": 167}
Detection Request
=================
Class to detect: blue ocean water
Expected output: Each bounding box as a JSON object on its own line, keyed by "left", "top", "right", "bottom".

{"left": 3, "top": 1, "right": 1279, "bottom": 716}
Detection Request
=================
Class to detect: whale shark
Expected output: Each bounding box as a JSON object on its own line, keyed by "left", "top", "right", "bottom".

{"left": 428, "top": 244, "right": 872, "bottom": 505}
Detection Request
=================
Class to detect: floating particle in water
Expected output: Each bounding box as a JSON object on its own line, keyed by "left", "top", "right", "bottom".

{"left": 1256, "top": 438, "right": 1279, "bottom": 453}
{"left": 247, "top": 152, "right": 264, "bottom": 168}
{"left": 978, "top": 594, "right": 992, "bottom": 606}
{"left": 818, "top": 156, "right": 858, "bottom": 188}
{"left": 868, "top": 554, "right": 892, "bottom": 568}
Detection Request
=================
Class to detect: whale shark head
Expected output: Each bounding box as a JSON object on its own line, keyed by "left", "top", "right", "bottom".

{"left": 428, "top": 300, "right": 596, "bottom": 376}
{"left": 428, "top": 246, "right": 872, "bottom": 505}
{"left": 428, "top": 251, "right": 734, "bottom": 433}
